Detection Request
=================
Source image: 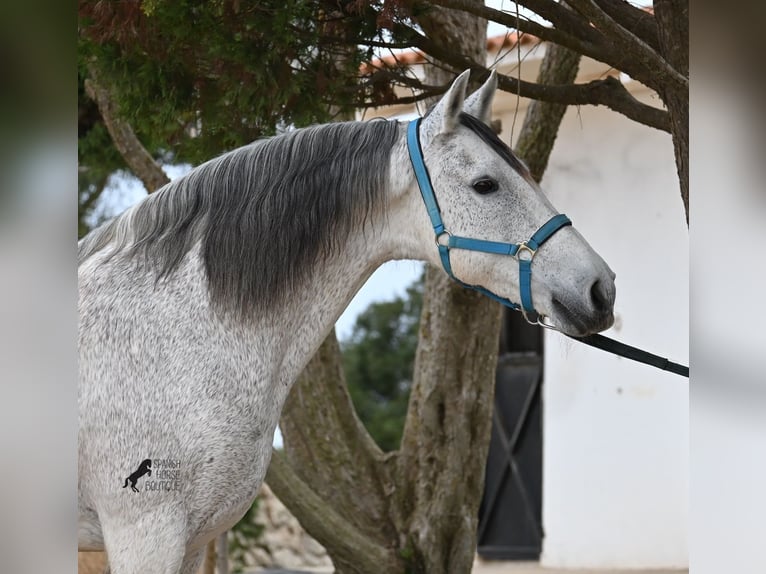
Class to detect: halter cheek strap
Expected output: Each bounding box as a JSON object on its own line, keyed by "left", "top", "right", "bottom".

{"left": 406, "top": 118, "right": 571, "bottom": 321}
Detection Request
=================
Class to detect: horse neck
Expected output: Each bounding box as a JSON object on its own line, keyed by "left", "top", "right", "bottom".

{"left": 265, "top": 130, "right": 427, "bottom": 387}
{"left": 268, "top": 232, "right": 380, "bottom": 380}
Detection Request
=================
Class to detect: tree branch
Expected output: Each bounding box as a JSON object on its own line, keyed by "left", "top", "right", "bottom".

{"left": 400, "top": 31, "right": 670, "bottom": 132}
{"left": 488, "top": 0, "right": 596, "bottom": 39}
{"left": 84, "top": 63, "right": 169, "bottom": 194}
{"left": 203, "top": 540, "right": 216, "bottom": 574}
{"left": 653, "top": 0, "right": 688, "bottom": 77}
{"left": 653, "top": 0, "right": 688, "bottom": 222}
{"left": 276, "top": 329, "right": 399, "bottom": 570}
{"left": 503, "top": 73, "right": 669, "bottom": 132}
{"left": 565, "top": 0, "right": 687, "bottom": 92}
{"left": 265, "top": 450, "right": 400, "bottom": 573}
{"left": 420, "top": 0, "right": 684, "bottom": 99}
{"left": 421, "top": 0, "right": 604, "bottom": 62}
{"left": 591, "top": 0, "right": 659, "bottom": 51}
{"left": 362, "top": 67, "right": 445, "bottom": 93}
{"left": 313, "top": 18, "right": 670, "bottom": 132}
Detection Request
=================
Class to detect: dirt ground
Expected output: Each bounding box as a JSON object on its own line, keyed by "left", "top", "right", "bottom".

{"left": 78, "top": 551, "right": 106, "bottom": 574}
{"left": 79, "top": 552, "right": 688, "bottom": 574}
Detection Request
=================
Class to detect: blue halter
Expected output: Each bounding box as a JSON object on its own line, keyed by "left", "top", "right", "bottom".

{"left": 406, "top": 118, "right": 572, "bottom": 323}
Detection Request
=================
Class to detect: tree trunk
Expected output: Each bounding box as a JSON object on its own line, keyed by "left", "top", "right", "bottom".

{"left": 395, "top": 268, "right": 501, "bottom": 573}
{"left": 203, "top": 539, "right": 216, "bottom": 574}
{"left": 653, "top": 0, "right": 689, "bottom": 223}
{"left": 517, "top": 43, "right": 581, "bottom": 182}
{"left": 216, "top": 533, "right": 228, "bottom": 574}
{"left": 271, "top": 332, "right": 403, "bottom": 574}
{"left": 393, "top": 6, "right": 502, "bottom": 572}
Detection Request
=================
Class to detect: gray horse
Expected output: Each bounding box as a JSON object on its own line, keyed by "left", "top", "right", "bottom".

{"left": 78, "top": 71, "right": 615, "bottom": 573}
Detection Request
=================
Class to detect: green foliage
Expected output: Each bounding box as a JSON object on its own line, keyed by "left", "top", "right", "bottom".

{"left": 341, "top": 273, "right": 423, "bottom": 451}
{"left": 78, "top": 0, "right": 380, "bottom": 166}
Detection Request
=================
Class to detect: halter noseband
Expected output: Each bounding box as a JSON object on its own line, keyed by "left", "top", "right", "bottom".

{"left": 406, "top": 118, "right": 572, "bottom": 326}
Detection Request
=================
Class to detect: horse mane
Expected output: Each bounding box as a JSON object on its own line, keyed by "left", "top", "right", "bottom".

{"left": 78, "top": 119, "right": 400, "bottom": 316}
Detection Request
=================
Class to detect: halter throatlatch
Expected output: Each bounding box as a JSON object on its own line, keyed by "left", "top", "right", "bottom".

{"left": 406, "top": 118, "right": 572, "bottom": 326}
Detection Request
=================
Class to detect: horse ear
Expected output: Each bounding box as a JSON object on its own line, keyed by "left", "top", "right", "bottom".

{"left": 463, "top": 70, "right": 497, "bottom": 125}
{"left": 421, "top": 70, "right": 471, "bottom": 140}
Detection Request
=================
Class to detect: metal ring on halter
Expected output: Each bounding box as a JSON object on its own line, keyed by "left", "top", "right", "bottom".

{"left": 515, "top": 242, "right": 536, "bottom": 262}
{"left": 435, "top": 230, "right": 452, "bottom": 247}
{"left": 519, "top": 309, "right": 559, "bottom": 331}
{"left": 519, "top": 307, "right": 539, "bottom": 327}
{"left": 535, "top": 314, "right": 560, "bottom": 332}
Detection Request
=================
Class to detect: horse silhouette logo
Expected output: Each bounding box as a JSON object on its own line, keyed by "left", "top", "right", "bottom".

{"left": 123, "top": 459, "right": 152, "bottom": 492}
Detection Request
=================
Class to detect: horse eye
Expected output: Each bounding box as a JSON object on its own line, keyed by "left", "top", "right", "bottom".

{"left": 472, "top": 178, "right": 498, "bottom": 195}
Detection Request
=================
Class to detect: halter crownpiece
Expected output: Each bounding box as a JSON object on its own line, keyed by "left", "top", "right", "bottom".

{"left": 406, "top": 118, "right": 571, "bottom": 326}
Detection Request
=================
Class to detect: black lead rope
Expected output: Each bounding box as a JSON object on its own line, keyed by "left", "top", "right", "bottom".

{"left": 569, "top": 333, "right": 689, "bottom": 378}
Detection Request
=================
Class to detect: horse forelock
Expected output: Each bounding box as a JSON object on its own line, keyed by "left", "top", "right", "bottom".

{"left": 79, "top": 120, "right": 400, "bottom": 318}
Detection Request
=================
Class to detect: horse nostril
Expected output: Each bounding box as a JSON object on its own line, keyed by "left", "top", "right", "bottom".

{"left": 589, "top": 280, "right": 612, "bottom": 314}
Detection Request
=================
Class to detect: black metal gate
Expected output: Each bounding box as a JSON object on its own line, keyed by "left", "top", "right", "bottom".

{"left": 477, "top": 311, "right": 544, "bottom": 560}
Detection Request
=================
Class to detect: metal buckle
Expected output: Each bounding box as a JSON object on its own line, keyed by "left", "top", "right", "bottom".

{"left": 435, "top": 231, "right": 452, "bottom": 248}
{"left": 515, "top": 242, "right": 536, "bottom": 262}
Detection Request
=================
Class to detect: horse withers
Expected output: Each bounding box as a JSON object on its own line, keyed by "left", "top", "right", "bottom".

{"left": 78, "top": 70, "right": 615, "bottom": 573}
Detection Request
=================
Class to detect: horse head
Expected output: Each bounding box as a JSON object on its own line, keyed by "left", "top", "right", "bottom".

{"left": 408, "top": 70, "right": 616, "bottom": 337}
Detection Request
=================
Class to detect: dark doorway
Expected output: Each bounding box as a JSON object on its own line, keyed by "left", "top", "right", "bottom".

{"left": 477, "top": 310, "right": 544, "bottom": 560}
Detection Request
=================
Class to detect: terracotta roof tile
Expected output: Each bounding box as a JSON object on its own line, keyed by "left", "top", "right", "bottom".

{"left": 361, "top": 31, "right": 539, "bottom": 73}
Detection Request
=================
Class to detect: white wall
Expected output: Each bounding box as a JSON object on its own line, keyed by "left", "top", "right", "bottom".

{"left": 529, "top": 89, "right": 689, "bottom": 569}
